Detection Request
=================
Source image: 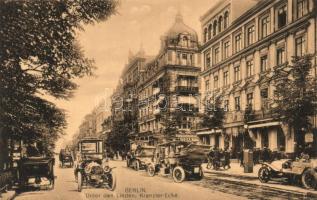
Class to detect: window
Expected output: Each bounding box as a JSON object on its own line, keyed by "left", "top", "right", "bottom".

{"left": 234, "top": 34, "right": 242, "bottom": 53}
{"left": 219, "top": 16, "right": 223, "bottom": 32}
{"left": 260, "top": 55, "right": 268, "bottom": 72}
{"left": 234, "top": 66, "right": 240, "bottom": 82}
{"left": 276, "top": 47, "right": 285, "bottom": 65}
{"left": 224, "top": 11, "right": 229, "bottom": 29}
{"left": 247, "top": 25, "right": 255, "bottom": 45}
{"left": 295, "top": 36, "right": 306, "bottom": 57}
{"left": 205, "top": 80, "right": 209, "bottom": 91}
{"left": 223, "top": 41, "right": 230, "bottom": 59}
{"left": 182, "top": 36, "right": 189, "bottom": 47}
{"left": 204, "top": 28, "right": 208, "bottom": 43}
{"left": 205, "top": 52, "right": 211, "bottom": 69}
{"left": 214, "top": 47, "right": 220, "bottom": 64}
{"left": 247, "top": 93, "right": 253, "bottom": 109}
{"left": 168, "top": 51, "right": 172, "bottom": 61}
{"left": 261, "top": 88, "right": 268, "bottom": 98}
{"left": 223, "top": 71, "right": 229, "bottom": 86}
{"left": 277, "top": 5, "right": 287, "bottom": 28}
{"left": 235, "top": 97, "right": 240, "bottom": 111}
{"left": 213, "top": 21, "right": 217, "bottom": 36}
{"left": 246, "top": 60, "right": 254, "bottom": 77}
{"left": 208, "top": 24, "right": 212, "bottom": 40}
{"left": 214, "top": 75, "right": 219, "bottom": 89}
{"left": 261, "top": 15, "right": 270, "bottom": 38}
{"left": 224, "top": 100, "right": 229, "bottom": 111}
{"left": 297, "top": 0, "right": 308, "bottom": 18}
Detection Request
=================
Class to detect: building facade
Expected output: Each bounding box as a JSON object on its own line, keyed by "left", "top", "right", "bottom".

{"left": 198, "top": 0, "right": 317, "bottom": 156}
{"left": 137, "top": 13, "right": 201, "bottom": 145}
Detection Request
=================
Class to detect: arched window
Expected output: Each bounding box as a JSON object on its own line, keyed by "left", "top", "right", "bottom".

{"left": 218, "top": 16, "right": 223, "bottom": 32}
{"left": 213, "top": 20, "right": 217, "bottom": 36}
{"left": 224, "top": 11, "right": 229, "bottom": 29}
{"left": 204, "top": 28, "right": 208, "bottom": 42}
{"left": 208, "top": 24, "right": 212, "bottom": 40}
{"left": 182, "top": 36, "right": 189, "bottom": 47}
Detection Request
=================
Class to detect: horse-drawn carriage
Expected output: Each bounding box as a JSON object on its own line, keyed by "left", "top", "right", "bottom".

{"left": 74, "top": 137, "right": 116, "bottom": 192}
{"left": 59, "top": 149, "right": 73, "bottom": 168}
{"left": 146, "top": 141, "right": 210, "bottom": 183}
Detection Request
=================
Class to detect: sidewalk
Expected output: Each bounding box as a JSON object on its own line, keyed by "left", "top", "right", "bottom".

{"left": 0, "top": 190, "right": 16, "bottom": 200}
{"left": 202, "top": 162, "right": 317, "bottom": 198}
{"left": 201, "top": 162, "right": 260, "bottom": 180}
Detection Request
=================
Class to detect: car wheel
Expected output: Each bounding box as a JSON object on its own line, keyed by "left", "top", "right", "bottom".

{"left": 172, "top": 166, "right": 186, "bottom": 183}
{"left": 258, "top": 166, "right": 270, "bottom": 183}
{"left": 107, "top": 172, "right": 116, "bottom": 191}
{"left": 147, "top": 164, "right": 156, "bottom": 177}
{"left": 77, "top": 172, "right": 82, "bottom": 192}
{"left": 302, "top": 169, "right": 317, "bottom": 189}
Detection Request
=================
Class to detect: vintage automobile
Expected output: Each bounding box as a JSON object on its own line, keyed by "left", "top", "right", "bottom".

{"left": 17, "top": 157, "right": 55, "bottom": 190}
{"left": 59, "top": 149, "right": 73, "bottom": 168}
{"left": 74, "top": 137, "right": 116, "bottom": 192}
{"left": 127, "top": 146, "right": 156, "bottom": 171}
{"left": 258, "top": 157, "right": 317, "bottom": 189}
{"left": 147, "top": 141, "right": 210, "bottom": 183}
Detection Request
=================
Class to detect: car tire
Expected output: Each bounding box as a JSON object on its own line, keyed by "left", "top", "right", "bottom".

{"left": 77, "top": 172, "right": 82, "bottom": 192}
{"left": 258, "top": 166, "right": 270, "bottom": 183}
{"left": 172, "top": 166, "right": 186, "bottom": 183}
{"left": 302, "top": 169, "right": 317, "bottom": 189}
{"left": 108, "top": 172, "right": 116, "bottom": 191}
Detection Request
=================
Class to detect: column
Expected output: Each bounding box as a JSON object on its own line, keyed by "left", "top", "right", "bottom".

{"left": 268, "top": 128, "right": 278, "bottom": 151}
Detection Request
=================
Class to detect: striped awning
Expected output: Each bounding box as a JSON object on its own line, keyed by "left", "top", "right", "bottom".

{"left": 248, "top": 121, "right": 280, "bottom": 129}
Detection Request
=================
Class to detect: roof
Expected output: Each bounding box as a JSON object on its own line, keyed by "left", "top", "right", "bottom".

{"left": 164, "top": 13, "right": 198, "bottom": 42}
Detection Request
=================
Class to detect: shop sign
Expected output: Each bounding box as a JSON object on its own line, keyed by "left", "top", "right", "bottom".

{"left": 305, "top": 132, "right": 314, "bottom": 143}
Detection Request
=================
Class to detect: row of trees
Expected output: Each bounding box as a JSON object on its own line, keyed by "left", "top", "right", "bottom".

{"left": 0, "top": 0, "right": 118, "bottom": 154}
{"left": 201, "top": 55, "right": 317, "bottom": 148}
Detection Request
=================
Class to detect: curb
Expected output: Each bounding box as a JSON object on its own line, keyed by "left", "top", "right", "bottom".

{"left": 203, "top": 170, "right": 258, "bottom": 180}
{"left": 203, "top": 171, "right": 317, "bottom": 199}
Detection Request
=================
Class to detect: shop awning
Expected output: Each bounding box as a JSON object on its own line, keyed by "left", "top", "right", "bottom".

{"left": 177, "top": 96, "right": 197, "bottom": 104}
{"left": 248, "top": 121, "right": 280, "bottom": 129}
{"left": 196, "top": 129, "right": 221, "bottom": 135}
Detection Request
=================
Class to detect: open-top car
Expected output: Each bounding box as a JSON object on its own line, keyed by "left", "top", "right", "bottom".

{"left": 127, "top": 146, "right": 156, "bottom": 171}
{"left": 258, "top": 157, "right": 317, "bottom": 189}
{"left": 59, "top": 149, "right": 73, "bottom": 168}
{"left": 74, "top": 137, "right": 116, "bottom": 192}
{"left": 17, "top": 157, "right": 55, "bottom": 190}
{"left": 147, "top": 141, "right": 210, "bottom": 183}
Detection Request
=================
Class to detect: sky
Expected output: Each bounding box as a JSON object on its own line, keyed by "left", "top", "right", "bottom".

{"left": 55, "top": 0, "right": 219, "bottom": 147}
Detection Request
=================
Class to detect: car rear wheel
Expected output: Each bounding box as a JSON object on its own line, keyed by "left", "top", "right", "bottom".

{"left": 172, "top": 166, "right": 186, "bottom": 183}
{"left": 302, "top": 169, "right": 317, "bottom": 189}
{"left": 258, "top": 166, "right": 270, "bottom": 183}
{"left": 77, "top": 172, "right": 82, "bottom": 192}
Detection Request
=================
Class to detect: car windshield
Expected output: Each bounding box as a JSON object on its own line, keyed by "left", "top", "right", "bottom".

{"left": 81, "top": 142, "right": 97, "bottom": 153}
{"left": 138, "top": 149, "right": 154, "bottom": 156}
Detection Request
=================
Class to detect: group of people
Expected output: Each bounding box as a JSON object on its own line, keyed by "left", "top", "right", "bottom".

{"left": 207, "top": 147, "right": 231, "bottom": 170}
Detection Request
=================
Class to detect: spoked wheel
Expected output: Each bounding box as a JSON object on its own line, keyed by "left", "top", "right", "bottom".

{"left": 147, "top": 165, "right": 156, "bottom": 177}
{"left": 302, "top": 169, "right": 317, "bottom": 189}
{"left": 172, "top": 166, "right": 186, "bottom": 183}
{"left": 206, "top": 159, "right": 212, "bottom": 169}
{"left": 258, "top": 166, "right": 271, "bottom": 183}
{"left": 77, "top": 172, "right": 82, "bottom": 192}
{"left": 107, "top": 172, "right": 116, "bottom": 191}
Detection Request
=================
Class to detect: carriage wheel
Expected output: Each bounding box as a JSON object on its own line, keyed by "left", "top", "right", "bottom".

{"left": 77, "top": 172, "right": 82, "bottom": 192}
{"left": 107, "top": 172, "right": 116, "bottom": 191}
{"left": 302, "top": 169, "right": 317, "bottom": 189}
{"left": 258, "top": 166, "right": 270, "bottom": 183}
{"left": 172, "top": 166, "right": 186, "bottom": 183}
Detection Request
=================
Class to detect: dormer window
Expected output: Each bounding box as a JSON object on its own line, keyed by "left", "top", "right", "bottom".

{"left": 204, "top": 28, "right": 208, "bottom": 42}
{"left": 218, "top": 16, "right": 223, "bottom": 32}
{"left": 224, "top": 11, "right": 229, "bottom": 29}
{"left": 213, "top": 20, "right": 217, "bottom": 36}
{"left": 208, "top": 24, "right": 212, "bottom": 40}
{"left": 182, "top": 35, "right": 189, "bottom": 47}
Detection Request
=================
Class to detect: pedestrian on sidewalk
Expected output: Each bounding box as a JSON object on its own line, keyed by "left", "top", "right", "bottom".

{"left": 224, "top": 148, "right": 231, "bottom": 169}
{"left": 239, "top": 149, "right": 244, "bottom": 167}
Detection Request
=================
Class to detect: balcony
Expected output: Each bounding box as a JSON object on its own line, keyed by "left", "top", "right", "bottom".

{"left": 175, "top": 86, "right": 199, "bottom": 94}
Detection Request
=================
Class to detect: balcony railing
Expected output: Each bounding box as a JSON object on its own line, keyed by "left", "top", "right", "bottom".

{"left": 175, "top": 86, "right": 199, "bottom": 94}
